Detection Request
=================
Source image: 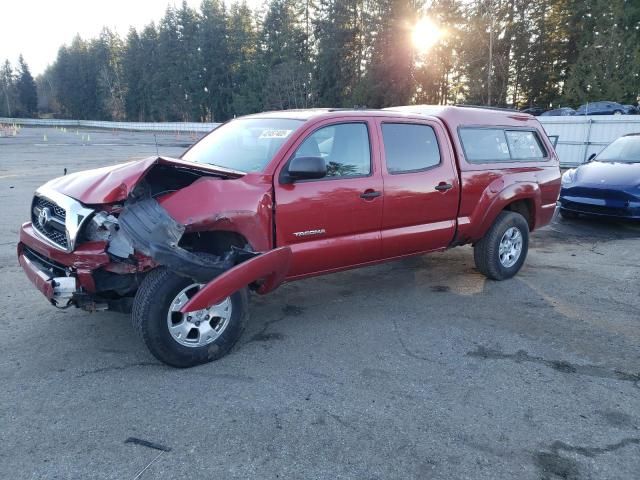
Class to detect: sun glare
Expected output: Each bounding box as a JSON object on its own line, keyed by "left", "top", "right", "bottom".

{"left": 412, "top": 17, "right": 444, "bottom": 54}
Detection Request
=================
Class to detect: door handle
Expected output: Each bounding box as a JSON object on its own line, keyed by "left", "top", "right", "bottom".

{"left": 435, "top": 182, "right": 453, "bottom": 192}
{"left": 360, "top": 190, "right": 382, "bottom": 200}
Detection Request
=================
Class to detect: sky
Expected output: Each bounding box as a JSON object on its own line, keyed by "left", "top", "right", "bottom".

{"left": 1, "top": 0, "right": 258, "bottom": 76}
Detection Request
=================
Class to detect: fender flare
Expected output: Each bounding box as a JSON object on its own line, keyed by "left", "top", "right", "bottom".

{"left": 181, "top": 246, "right": 292, "bottom": 313}
{"left": 470, "top": 182, "right": 541, "bottom": 240}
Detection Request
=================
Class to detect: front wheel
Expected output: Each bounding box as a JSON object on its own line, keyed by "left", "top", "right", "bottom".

{"left": 474, "top": 211, "right": 529, "bottom": 281}
{"left": 132, "top": 267, "right": 248, "bottom": 367}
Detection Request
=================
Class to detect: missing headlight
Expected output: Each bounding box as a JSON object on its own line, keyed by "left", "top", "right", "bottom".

{"left": 84, "top": 211, "right": 119, "bottom": 242}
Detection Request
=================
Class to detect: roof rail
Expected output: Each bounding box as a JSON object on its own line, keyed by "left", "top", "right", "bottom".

{"left": 326, "top": 106, "right": 374, "bottom": 112}
{"left": 453, "top": 104, "right": 520, "bottom": 113}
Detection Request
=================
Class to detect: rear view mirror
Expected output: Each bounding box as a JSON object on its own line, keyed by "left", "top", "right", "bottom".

{"left": 283, "top": 156, "right": 327, "bottom": 183}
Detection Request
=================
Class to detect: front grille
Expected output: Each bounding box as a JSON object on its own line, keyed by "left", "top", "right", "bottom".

{"left": 32, "top": 196, "right": 69, "bottom": 249}
{"left": 562, "top": 200, "right": 631, "bottom": 217}
{"left": 35, "top": 197, "right": 66, "bottom": 220}
{"left": 563, "top": 186, "right": 634, "bottom": 202}
{"left": 34, "top": 225, "right": 69, "bottom": 248}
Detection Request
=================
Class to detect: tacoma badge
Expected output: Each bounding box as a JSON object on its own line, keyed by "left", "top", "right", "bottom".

{"left": 293, "top": 229, "right": 326, "bottom": 238}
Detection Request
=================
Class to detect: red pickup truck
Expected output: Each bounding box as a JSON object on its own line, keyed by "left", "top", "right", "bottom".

{"left": 18, "top": 106, "right": 560, "bottom": 367}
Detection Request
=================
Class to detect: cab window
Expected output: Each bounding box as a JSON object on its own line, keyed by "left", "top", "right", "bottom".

{"left": 381, "top": 123, "right": 441, "bottom": 173}
{"left": 293, "top": 123, "right": 371, "bottom": 178}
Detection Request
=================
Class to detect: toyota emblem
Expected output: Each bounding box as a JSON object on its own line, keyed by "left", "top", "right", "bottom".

{"left": 38, "top": 206, "right": 52, "bottom": 229}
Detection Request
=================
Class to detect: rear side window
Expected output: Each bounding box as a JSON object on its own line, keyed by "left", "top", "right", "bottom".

{"left": 459, "top": 128, "right": 510, "bottom": 162}
{"left": 505, "top": 131, "right": 545, "bottom": 159}
{"left": 381, "top": 123, "right": 441, "bottom": 173}
{"left": 460, "top": 128, "right": 547, "bottom": 163}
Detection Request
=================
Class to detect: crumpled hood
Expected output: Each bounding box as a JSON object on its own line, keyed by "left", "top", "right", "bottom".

{"left": 575, "top": 161, "right": 640, "bottom": 187}
{"left": 43, "top": 156, "right": 243, "bottom": 205}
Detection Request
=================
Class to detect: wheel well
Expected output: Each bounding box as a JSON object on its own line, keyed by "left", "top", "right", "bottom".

{"left": 503, "top": 200, "right": 534, "bottom": 230}
{"left": 179, "top": 231, "right": 251, "bottom": 256}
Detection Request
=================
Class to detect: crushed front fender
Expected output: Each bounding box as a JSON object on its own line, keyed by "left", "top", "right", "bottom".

{"left": 115, "top": 198, "right": 237, "bottom": 282}
{"left": 181, "top": 246, "right": 292, "bottom": 313}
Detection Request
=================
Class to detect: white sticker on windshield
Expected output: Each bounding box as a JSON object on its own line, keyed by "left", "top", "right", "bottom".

{"left": 259, "top": 129, "right": 293, "bottom": 139}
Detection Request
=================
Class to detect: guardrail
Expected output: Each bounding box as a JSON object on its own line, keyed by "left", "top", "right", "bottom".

{"left": 539, "top": 116, "right": 640, "bottom": 167}
{"left": 0, "top": 117, "right": 220, "bottom": 133}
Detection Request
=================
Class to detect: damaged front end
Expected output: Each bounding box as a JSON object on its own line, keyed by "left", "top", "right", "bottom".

{"left": 84, "top": 195, "right": 291, "bottom": 313}
{"left": 20, "top": 155, "right": 289, "bottom": 313}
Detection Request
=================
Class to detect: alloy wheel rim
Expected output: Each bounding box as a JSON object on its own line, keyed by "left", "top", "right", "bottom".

{"left": 499, "top": 227, "right": 523, "bottom": 268}
{"left": 166, "top": 284, "right": 232, "bottom": 348}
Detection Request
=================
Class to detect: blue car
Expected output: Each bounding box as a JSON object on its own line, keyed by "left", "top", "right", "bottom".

{"left": 559, "top": 134, "right": 640, "bottom": 219}
{"left": 575, "top": 101, "right": 633, "bottom": 115}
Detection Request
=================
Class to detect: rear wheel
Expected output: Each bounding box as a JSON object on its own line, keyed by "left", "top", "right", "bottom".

{"left": 474, "top": 211, "right": 529, "bottom": 280}
{"left": 132, "top": 267, "right": 248, "bottom": 368}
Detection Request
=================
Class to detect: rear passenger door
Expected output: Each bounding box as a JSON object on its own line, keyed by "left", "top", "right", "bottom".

{"left": 377, "top": 118, "right": 460, "bottom": 259}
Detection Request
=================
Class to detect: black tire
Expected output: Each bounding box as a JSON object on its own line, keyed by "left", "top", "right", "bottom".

{"left": 559, "top": 208, "right": 579, "bottom": 220}
{"left": 132, "top": 267, "right": 248, "bottom": 368}
{"left": 473, "top": 211, "right": 529, "bottom": 281}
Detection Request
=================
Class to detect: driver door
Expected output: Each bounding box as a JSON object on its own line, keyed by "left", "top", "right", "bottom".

{"left": 274, "top": 119, "right": 383, "bottom": 279}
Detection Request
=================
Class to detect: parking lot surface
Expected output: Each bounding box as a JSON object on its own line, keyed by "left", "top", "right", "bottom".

{"left": 1, "top": 127, "right": 639, "bottom": 479}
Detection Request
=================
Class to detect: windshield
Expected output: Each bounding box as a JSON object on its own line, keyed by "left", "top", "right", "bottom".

{"left": 596, "top": 136, "right": 640, "bottom": 163}
{"left": 182, "top": 118, "right": 304, "bottom": 172}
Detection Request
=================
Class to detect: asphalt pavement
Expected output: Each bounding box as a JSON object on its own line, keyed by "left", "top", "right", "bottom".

{"left": 1, "top": 126, "right": 639, "bottom": 479}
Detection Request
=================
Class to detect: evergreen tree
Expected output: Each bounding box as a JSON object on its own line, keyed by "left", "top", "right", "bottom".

{"left": 155, "top": 4, "right": 200, "bottom": 121}
{"left": 260, "top": 0, "right": 313, "bottom": 110}
{"left": 93, "top": 29, "right": 126, "bottom": 120}
{"left": 0, "top": 60, "right": 16, "bottom": 117}
{"left": 35, "top": 67, "right": 58, "bottom": 114}
{"left": 123, "top": 28, "right": 145, "bottom": 121}
{"left": 123, "top": 24, "right": 162, "bottom": 121}
{"left": 199, "top": 0, "right": 232, "bottom": 121}
{"left": 314, "top": 0, "right": 365, "bottom": 107}
{"left": 564, "top": 0, "right": 640, "bottom": 105}
{"left": 51, "top": 36, "right": 102, "bottom": 119}
{"left": 415, "top": 0, "right": 465, "bottom": 105}
{"left": 140, "top": 24, "right": 162, "bottom": 120}
{"left": 16, "top": 55, "right": 38, "bottom": 117}
{"left": 227, "top": 1, "right": 262, "bottom": 116}
{"left": 366, "top": 0, "right": 418, "bottom": 107}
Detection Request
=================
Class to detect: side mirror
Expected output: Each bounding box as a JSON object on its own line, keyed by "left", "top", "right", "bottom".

{"left": 587, "top": 153, "right": 597, "bottom": 163}
{"left": 283, "top": 156, "right": 326, "bottom": 183}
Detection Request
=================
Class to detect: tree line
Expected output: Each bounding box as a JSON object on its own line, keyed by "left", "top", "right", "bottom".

{"left": 3, "top": 0, "right": 639, "bottom": 122}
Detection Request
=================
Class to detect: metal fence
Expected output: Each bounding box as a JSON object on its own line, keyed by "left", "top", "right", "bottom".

{"left": 4, "top": 115, "right": 640, "bottom": 167}
{"left": 0, "top": 117, "right": 220, "bottom": 133}
{"left": 539, "top": 116, "right": 640, "bottom": 167}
